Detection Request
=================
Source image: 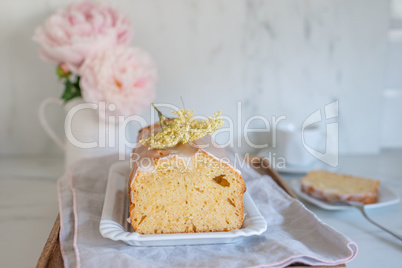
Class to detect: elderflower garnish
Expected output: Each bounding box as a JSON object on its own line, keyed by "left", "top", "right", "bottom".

{"left": 140, "top": 108, "right": 224, "bottom": 149}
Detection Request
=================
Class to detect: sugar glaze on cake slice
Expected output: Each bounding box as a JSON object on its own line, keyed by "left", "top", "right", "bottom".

{"left": 301, "top": 170, "right": 380, "bottom": 205}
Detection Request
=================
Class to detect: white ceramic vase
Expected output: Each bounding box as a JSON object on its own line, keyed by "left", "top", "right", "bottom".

{"left": 39, "top": 97, "right": 124, "bottom": 168}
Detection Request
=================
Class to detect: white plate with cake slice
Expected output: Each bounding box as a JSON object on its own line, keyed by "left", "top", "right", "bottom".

{"left": 290, "top": 179, "right": 400, "bottom": 210}
{"left": 100, "top": 161, "right": 267, "bottom": 246}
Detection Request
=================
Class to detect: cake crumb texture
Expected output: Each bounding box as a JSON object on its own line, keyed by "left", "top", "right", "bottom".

{"left": 130, "top": 151, "right": 246, "bottom": 234}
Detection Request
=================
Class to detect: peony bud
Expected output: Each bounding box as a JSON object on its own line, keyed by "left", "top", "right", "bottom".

{"left": 57, "top": 63, "right": 71, "bottom": 78}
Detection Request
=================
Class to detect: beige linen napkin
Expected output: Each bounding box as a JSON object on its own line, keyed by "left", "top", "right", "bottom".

{"left": 58, "top": 154, "right": 357, "bottom": 268}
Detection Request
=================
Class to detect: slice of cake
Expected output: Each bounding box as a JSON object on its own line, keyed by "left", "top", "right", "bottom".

{"left": 128, "top": 123, "right": 246, "bottom": 234}
{"left": 301, "top": 170, "right": 380, "bottom": 204}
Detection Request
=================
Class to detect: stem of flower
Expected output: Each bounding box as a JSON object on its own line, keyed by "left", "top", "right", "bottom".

{"left": 152, "top": 103, "right": 167, "bottom": 129}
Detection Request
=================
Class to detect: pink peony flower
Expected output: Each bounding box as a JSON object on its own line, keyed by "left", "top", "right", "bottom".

{"left": 79, "top": 45, "right": 157, "bottom": 117}
{"left": 34, "top": 1, "right": 132, "bottom": 73}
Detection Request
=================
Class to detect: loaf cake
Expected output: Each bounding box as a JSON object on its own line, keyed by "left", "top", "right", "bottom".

{"left": 301, "top": 170, "right": 380, "bottom": 204}
{"left": 128, "top": 122, "right": 246, "bottom": 234}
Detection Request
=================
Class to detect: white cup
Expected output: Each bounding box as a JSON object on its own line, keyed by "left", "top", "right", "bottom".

{"left": 276, "top": 123, "right": 322, "bottom": 166}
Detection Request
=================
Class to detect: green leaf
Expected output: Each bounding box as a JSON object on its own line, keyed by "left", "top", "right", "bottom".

{"left": 61, "top": 76, "right": 82, "bottom": 103}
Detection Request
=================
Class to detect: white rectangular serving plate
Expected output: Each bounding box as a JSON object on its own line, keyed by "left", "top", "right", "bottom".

{"left": 290, "top": 179, "right": 400, "bottom": 210}
{"left": 100, "top": 161, "right": 267, "bottom": 246}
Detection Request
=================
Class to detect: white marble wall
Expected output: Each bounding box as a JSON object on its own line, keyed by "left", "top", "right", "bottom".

{"left": 382, "top": 3, "right": 402, "bottom": 148}
{"left": 0, "top": 0, "right": 389, "bottom": 156}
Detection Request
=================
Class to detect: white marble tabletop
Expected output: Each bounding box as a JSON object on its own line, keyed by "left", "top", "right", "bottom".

{"left": 0, "top": 152, "right": 401, "bottom": 268}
